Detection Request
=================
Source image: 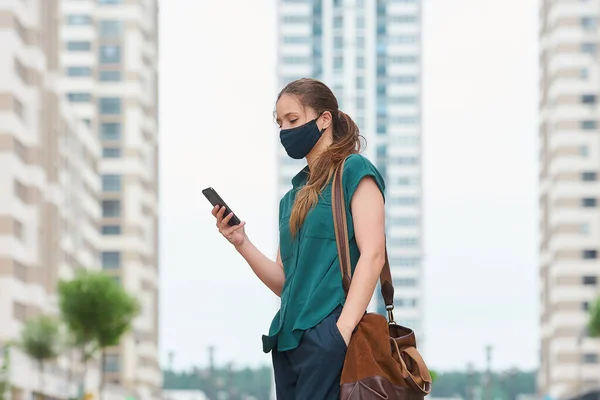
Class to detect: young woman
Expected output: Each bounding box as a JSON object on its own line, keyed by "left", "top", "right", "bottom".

{"left": 211, "top": 78, "right": 386, "bottom": 399}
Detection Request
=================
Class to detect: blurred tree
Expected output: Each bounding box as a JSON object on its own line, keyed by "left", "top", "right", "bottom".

{"left": 589, "top": 297, "right": 600, "bottom": 337}
{"left": 17, "top": 316, "right": 61, "bottom": 396}
{"left": 59, "top": 270, "right": 139, "bottom": 398}
{"left": 0, "top": 345, "right": 10, "bottom": 400}
{"left": 430, "top": 369, "right": 438, "bottom": 383}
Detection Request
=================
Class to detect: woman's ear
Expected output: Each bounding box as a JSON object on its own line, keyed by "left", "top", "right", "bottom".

{"left": 320, "top": 111, "right": 333, "bottom": 131}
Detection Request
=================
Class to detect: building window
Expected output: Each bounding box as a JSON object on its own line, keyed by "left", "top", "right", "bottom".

{"left": 67, "top": 66, "right": 92, "bottom": 77}
{"left": 581, "top": 68, "right": 589, "bottom": 79}
{"left": 395, "top": 176, "right": 420, "bottom": 186}
{"left": 67, "top": 15, "right": 92, "bottom": 25}
{"left": 583, "top": 250, "right": 598, "bottom": 259}
{"left": 99, "top": 20, "right": 123, "bottom": 37}
{"left": 334, "top": 56, "right": 343, "bottom": 70}
{"left": 101, "top": 252, "right": 121, "bottom": 269}
{"left": 583, "top": 276, "right": 597, "bottom": 285}
{"left": 99, "top": 98, "right": 121, "bottom": 115}
{"left": 390, "top": 136, "right": 420, "bottom": 146}
{"left": 393, "top": 278, "right": 417, "bottom": 287}
{"left": 13, "top": 97, "right": 24, "bottom": 120}
{"left": 397, "top": 298, "right": 418, "bottom": 307}
{"left": 102, "top": 225, "right": 121, "bottom": 235}
{"left": 388, "top": 237, "right": 418, "bottom": 247}
{"left": 98, "top": 0, "right": 123, "bottom": 4}
{"left": 582, "top": 43, "right": 597, "bottom": 56}
{"left": 391, "top": 156, "right": 418, "bottom": 165}
{"left": 389, "top": 116, "right": 418, "bottom": 125}
{"left": 100, "top": 123, "right": 121, "bottom": 140}
{"left": 283, "top": 36, "right": 310, "bottom": 44}
{"left": 67, "top": 93, "right": 91, "bottom": 103}
{"left": 580, "top": 145, "right": 589, "bottom": 156}
{"left": 334, "top": 36, "right": 343, "bottom": 49}
{"left": 389, "top": 75, "right": 418, "bottom": 84}
{"left": 356, "top": 57, "right": 365, "bottom": 69}
{"left": 583, "top": 302, "right": 590, "bottom": 311}
{"left": 99, "top": 45, "right": 121, "bottom": 64}
{"left": 67, "top": 41, "right": 91, "bottom": 51}
{"left": 389, "top": 96, "right": 418, "bottom": 104}
{"left": 389, "top": 56, "right": 418, "bottom": 64}
{"left": 356, "top": 36, "right": 365, "bottom": 49}
{"left": 102, "top": 200, "right": 121, "bottom": 217}
{"left": 334, "top": 16, "right": 343, "bottom": 29}
{"left": 582, "top": 198, "right": 597, "bottom": 207}
{"left": 581, "top": 223, "right": 590, "bottom": 235}
{"left": 103, "top": 148, "right": 121, "bottom": 158}
{"left": 356, "top": 76, "right": 365, "bottom": 89}
{"left": 389, "top": 15, "right": 418, "bottom": 24}
{"left": 582, "top": 95, "right": 597, "bottom": 105}
{"left": 393, "top": 257, "right": 420, "bottom": 267}
{"left": 12, "top": 302, "right": 26, "bottom": 322}
{"left": 389, "top": 217, "right": 418, "bottom": 226}
{"left": 582, "top": 120, "right": 597, "bottom": 130}
{"left": 356, "top": 97, "right": 365, "bottom": 110}
{"left": 388, "top": 35, "right": 418, "bottom": 44}
{"left": 583, "top": 354, "right": 598, "bottom": 364}
{"left": 99, "top": 71, "right": 122, "bottom": 82}
{"left": 582, "top": 17, "right": 597, "bottom": 30}
{"left": 102, "top": 175, "right": 122, "bottom": 192}
{"left": 282, "top": 15, "right": 310, "bottom": 24}
{"left": 582, "top": 172, "right": 597, "bottom": 181}
{"left": 390, "top": 197, "right": 418, "bottom": 206}
{"left": 14, "top": 219, "right": 24, "bottom": 241}
{"left": 282, "top": 56, "right": 311, "bottom": 64}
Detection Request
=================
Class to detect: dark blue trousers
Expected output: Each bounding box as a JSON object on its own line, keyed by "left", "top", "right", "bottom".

{"left": 272, "top": 306, "right": 347, "bottom": 400}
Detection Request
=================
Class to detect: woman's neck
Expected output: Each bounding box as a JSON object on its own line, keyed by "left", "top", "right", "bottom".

{"left": 306, "top": 136, "right": 332, "bottom": 169}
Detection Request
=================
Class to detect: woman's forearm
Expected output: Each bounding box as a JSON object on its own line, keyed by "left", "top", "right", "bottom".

{"left": 337, "top": 251, "right": 386, "bottom": 331}
{"left": 235, "top": 239, "right": 286, "bottom": 297}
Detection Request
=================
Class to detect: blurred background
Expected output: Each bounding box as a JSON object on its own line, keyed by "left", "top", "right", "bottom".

{"left": 0, "top": 0, "right": 598, "bottom": 399}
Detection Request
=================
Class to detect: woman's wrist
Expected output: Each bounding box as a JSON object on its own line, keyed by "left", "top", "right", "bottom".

{"left": 234, "top": 235, "right": 251, "bottom": 252}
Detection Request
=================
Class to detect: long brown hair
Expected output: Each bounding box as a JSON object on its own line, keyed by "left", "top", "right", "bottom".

{"left": 277, "top": 78, "right": 362, "bottom": 236}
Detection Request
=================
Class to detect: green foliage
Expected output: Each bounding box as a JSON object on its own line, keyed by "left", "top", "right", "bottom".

{"left": 431, "top": 369, "right": 536, "bottom": 399}
{"left": 18, "top": 316, "right": 61, "bottom": 365}
{"left": 0, "top": 345, "right": 10, "bottom": 400}
{"left": 429, "top": 369, "right": 438, "bottom": 382}
{"left": 163, "top": 366, "right": 272, "bottom": 399}
{"left": 59, "top": 270, "right": 140, "bottom": 350}
{"left": 588, "top": 297, "right": 600, "bottom": 337}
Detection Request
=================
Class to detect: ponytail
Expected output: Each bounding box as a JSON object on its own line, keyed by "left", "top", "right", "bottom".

{"left": 289, "top": 109, "right": 362, "bottom": 236}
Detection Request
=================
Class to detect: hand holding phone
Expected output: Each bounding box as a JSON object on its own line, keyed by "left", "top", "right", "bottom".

{"left": 203, "top": 187, "right": 246, "bottom": 246}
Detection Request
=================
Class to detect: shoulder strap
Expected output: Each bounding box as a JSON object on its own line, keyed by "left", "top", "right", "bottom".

{"left": 331, "top": 158, "right": 396, "bottom": 322}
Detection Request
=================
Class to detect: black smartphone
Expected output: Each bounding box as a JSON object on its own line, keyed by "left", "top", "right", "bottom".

{"left": 202, "top": 187, "right": 241, "bottom": 227}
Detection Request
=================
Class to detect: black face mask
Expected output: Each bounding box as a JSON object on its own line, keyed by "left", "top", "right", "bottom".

{"left": 279, "top": 118, "right": 326, "bottom": 159}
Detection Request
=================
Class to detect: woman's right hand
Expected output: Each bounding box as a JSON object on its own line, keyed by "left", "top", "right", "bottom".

{"left": 211, "top": 205, "right": 247, "bottom": 247}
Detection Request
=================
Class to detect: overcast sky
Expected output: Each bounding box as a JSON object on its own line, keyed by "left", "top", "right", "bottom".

{"left": 158, "top": 0, "right": 539, "bottom": 373}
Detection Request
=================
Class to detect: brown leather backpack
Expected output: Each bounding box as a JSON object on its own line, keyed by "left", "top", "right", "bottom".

{"left": 331, "top": 160, "right": 432, "bottom": 399}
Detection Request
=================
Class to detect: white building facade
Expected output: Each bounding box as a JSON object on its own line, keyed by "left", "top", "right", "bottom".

{"left": 60, "top": 0, "right": 161, "bottom": 398}
{"left": 538, "top": 0, "right": 600, "bottom": 397}
{"left": 0, "top": 0, "right": 129, "bottom": 399}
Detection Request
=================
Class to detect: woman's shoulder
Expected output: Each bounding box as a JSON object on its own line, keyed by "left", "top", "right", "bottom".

{"left": 343, "top": 153, "right": 379, "bottom": 175}
{"left": 342, "top": 153, "right": 385, "bottom": 192}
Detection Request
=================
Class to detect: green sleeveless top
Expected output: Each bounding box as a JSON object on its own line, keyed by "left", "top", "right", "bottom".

{"left": 262, "top": 154, "right": 386, "bottom": 353}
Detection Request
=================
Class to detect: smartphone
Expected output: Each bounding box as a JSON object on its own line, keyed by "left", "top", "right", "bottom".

{"left": 202, "top": 187, "right": 241, "bottom": 227}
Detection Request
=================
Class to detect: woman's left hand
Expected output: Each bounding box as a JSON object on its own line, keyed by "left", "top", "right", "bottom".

{"left": 336, "top": 321, "right": 353, "bottom": 347}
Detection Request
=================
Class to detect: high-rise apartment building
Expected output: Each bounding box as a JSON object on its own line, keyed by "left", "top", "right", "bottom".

{"left": 60, "top": 0, "right": 161, "bottom": 398}
{"left": 539, "top": 0, "right": 600, "bottom": 397}
{"left": 0, "top": 0, "right": 107, "bottom": 398}
{"left": 276, "top": 0, "right": 424, "bottom": 337}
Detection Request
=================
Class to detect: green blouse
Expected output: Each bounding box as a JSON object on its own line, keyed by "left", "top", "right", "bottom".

{"left": 262, "top": 154, "right": 386, "bottom": 353}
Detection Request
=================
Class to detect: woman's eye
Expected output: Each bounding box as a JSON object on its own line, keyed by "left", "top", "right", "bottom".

{"left": 290, "top": 119, "right": 298, "bottom": 124}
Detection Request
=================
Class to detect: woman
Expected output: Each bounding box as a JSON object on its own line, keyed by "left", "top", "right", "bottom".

{"left": 211, "top": 78, "right": 386, "bottom": 399}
